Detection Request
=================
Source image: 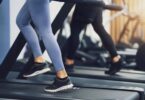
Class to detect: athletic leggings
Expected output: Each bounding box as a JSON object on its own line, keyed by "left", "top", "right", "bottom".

{"left": 16, "top": 0, "right": 64, "bottom": 72}
{"left": 65, "top": 4, "right": 118, "bottom": 59}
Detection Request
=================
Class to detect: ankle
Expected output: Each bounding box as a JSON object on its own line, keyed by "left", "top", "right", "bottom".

{"left": 57, "top": 77, "right": 68, "bottom": 81}
{"left": 34, "top": 56, "right": 45, "bottom": 63}
{"left": 112, "top": 55, "right": 121, "bottom": 63}
{"left": 56, "top": 69, "right": 68, "bottom": 79}
{"left": 65, "top": 58, "right": 74, "bottom": 65}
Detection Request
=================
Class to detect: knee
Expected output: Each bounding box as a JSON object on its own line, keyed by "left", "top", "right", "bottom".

{"left": 16, "top": 16, "right": 30, "bottom": 29}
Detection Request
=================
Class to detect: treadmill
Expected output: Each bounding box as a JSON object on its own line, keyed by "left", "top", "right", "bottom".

{"left": 0, "top": 0, "right": 144, "bottom": 100}
{"left": 0, "top": 78, "right": 144, "bottom": 100}
{"left": 0, "top": 71, "right": 142, "bottom": 100}
{"left": 45, "top": 66, "right": 145, "bottom": 84}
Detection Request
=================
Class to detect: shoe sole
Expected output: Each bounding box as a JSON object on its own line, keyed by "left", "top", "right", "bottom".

{"left": 105, "top": 69, "right": 121, "bottom": 75}
{"left": 23, "top": 68, "right": 51, "bottom": 78}
{"left": 44, "top": 84, "right": 74, "bottom": 93}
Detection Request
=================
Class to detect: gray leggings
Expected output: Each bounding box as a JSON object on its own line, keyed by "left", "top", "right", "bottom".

{"left": 16, "top": 0, "right": 64, "bottom": 72}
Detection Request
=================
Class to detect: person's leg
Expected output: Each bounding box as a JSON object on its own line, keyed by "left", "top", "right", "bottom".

{"left": 63, "top": 8, "right": 87, "bottom": 69}
{"left": 92, "top": 7, "right": 123, "bottom": 75}
{"left": 66, "top": 21, "right": 86, "bottom": 62}
{"left": 16, "top": 2, "right": 50, "bottom": 77}
{"left": 27, "top": 0, "right": 73, "bottom": 92}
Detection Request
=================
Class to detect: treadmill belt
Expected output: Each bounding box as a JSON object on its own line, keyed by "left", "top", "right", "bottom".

{"left": 61, "top": 67, "right": 145, "bottom": 83}
{"left": 0, "top": 81, "right": 140, "bottom": 100}
{"left": 76, "top": 66, "right": 145, "bottom": 74}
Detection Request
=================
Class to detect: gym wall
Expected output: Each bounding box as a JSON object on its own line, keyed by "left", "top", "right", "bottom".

{"left": 111, "top": 0, "right": 145, "bottom": 45}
